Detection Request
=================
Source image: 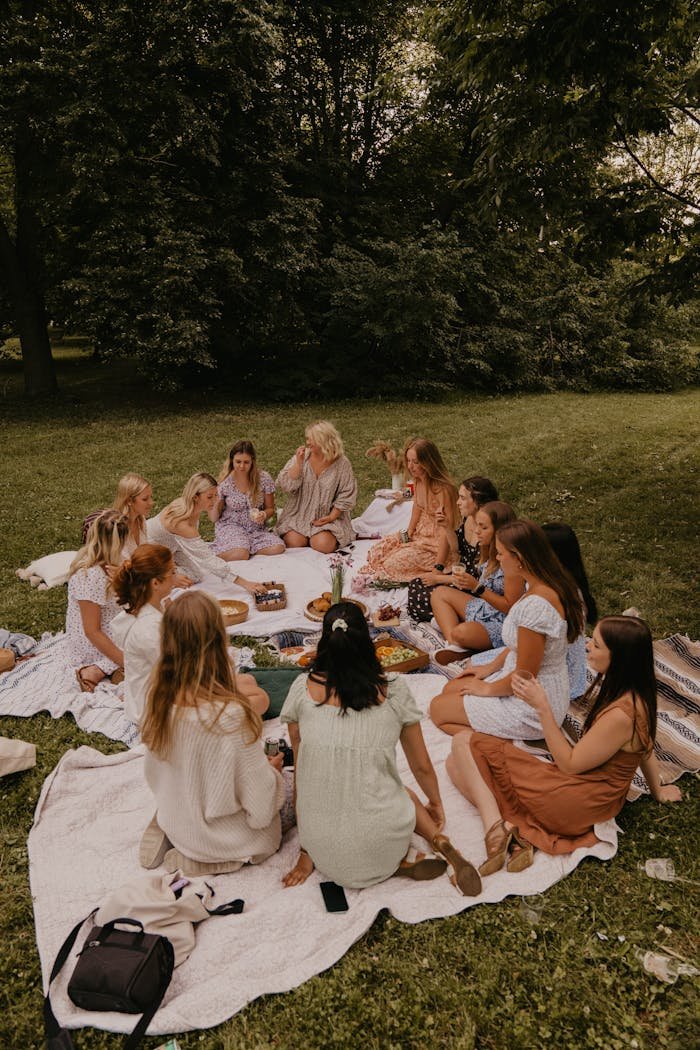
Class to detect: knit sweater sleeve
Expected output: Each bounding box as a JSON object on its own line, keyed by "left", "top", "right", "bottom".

{"left": 231, "top": 735, "right": 285, "bottom": 829}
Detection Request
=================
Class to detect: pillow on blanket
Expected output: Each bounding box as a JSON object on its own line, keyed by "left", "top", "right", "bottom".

{"left": 18, "top": 551, "right": 76, "bottom": 588}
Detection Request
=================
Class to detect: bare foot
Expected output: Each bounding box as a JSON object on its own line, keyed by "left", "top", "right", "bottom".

{"left": 283, "top": 849, "right": 314, "bottom": 887}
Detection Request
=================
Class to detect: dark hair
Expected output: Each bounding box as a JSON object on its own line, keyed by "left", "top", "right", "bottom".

{"left": 582, "top": 616, "right": 657, "bottom": 744}
{"left": 112, "top": 543, "right": 174, "bottom": 615}
{"left": 309, "top": 602, "right": 387, "bottom": 713}
{"left": 461, "top": 476, "right": 499, "bottom": 508}
{"left": 496, "top": 520, "right": 585, "bottom": 642}
{"left": 542, "top": 522, "right": 598, "bottom": 625}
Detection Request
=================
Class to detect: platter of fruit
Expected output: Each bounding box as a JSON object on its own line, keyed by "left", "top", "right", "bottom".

{"left": 374, "top": 636, "right": 429, "bottom": 673}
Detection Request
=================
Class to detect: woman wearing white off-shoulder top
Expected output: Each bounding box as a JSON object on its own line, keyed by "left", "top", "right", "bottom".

{"left": 146, "top": 472, "right": 262, "bottom": 596}
{"left": 430, "top": 520, "right": 585, "bottom": 740}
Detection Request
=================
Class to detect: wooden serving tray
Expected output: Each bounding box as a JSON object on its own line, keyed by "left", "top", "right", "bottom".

{"left": 219, "top": 599, "right": 249, "bottom": 626}
{"left": 374, "top": 636, "right": 429, "bottom": 673}
{"left": 304, "top": 598, "right": 368, "bottom": 622}
{"left": 255, "top": 582, "right": 287, "bottom": 612}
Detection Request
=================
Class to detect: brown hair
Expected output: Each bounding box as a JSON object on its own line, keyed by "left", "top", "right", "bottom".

{"left": 405, "top": 437, "right": 459, "bottom": 528}
{"left": 582, "top": 616, "right": 656, "bottom": 745}
{"left": 476, "top": 501, "right": 517, "bottom": 577}
{"left": 218, "top": 440, "right": 261, "bottom": 509}
{"left": 112, "top": 544, "right": 174, "bottom": 616}
{"left": 141, "top": 591, "right": 262, "bottom": 758}
{"left": 496, "top": 519, "right": 585, "bottom": 642}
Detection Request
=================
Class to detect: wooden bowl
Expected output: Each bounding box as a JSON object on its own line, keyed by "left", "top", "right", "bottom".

{"left": 304, "top": 598, "right": 368, "bottom": 622}
{"left": 218, "top": 599, "right": 249, "bottom": 627}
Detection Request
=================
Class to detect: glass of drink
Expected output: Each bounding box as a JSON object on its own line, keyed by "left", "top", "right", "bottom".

{"left": 519, "top": 893, "right": 546, "bottom": 926}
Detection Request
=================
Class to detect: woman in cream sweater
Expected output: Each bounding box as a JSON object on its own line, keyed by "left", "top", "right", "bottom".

{"left": 139, "top": 591, "right": 282, "bottom": 876}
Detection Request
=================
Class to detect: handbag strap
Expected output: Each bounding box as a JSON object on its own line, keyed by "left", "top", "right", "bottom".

{"left": 43, "top": 911, "right": 174, "bottom": 1050}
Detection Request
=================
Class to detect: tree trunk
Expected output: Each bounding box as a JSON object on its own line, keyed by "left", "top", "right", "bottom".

{"left": 0, "top": 215, "right": 57, "bottom": 397}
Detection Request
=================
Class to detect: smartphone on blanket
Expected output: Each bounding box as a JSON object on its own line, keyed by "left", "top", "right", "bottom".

{"left": 320, "top": 881, "right": 349, "bottom": 912}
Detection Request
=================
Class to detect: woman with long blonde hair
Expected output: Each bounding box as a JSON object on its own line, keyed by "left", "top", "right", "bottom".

{"left": 146, "top": 472, "right": 261, "bottom": 594}
{"left": 276, "top": 421, "right": 357, "bottom": 553}
{"left": 81, "top": 472, "right": 154, "bottom": 553}
{"left": 67, "top": 509, "right": 130, "bottom": 691}
{"left": 360, "top": 438, "right": 460, "bottom": 582}
{"left": 210, "top": 440, "right": 284, "bottom": 560}
{"left": 139, "top": 592, "right": 283, "bottom": 876}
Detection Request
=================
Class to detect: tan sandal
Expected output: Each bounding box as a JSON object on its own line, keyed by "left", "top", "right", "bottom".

{"left": 479, "top": 819, "right": 514, "bottom": 876}
{"left": 432, "top": 834, "right": 482, "bottom": 897}
{"left": 507, "top": 830, "right": 534, "bottom": 873}
{"left": 396, "top": 851, "right": 448, "bottom": 881}
{"left": 75, "top": 666, "right": 104, "bottom": 693}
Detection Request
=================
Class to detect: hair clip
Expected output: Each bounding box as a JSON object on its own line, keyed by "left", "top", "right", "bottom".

{"left": 331, "top": 618, "right": 348, "bottom": 632}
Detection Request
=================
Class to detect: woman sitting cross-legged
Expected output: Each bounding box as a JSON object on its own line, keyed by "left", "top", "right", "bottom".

{"left": 210, "top": 439, "right": 285, "bottom": 560}
{"left": 276, "top": 420, "right": 357, "bottom": 553}
{"left": 67, "top": 510, "right": 130, "bottom": 692}
{"left": 146, "top": 472, "right": 262, "bottom": 595}
{"left": 407, "top": 475, "right": 500, "bottom": 622}
{"left": 446, "top": 615, "right": 682, "bottom": 878}
{"left": 431, "top": 500, "right": 523, "bottom": 665}
{"left": 430, "top": 520, "right": 585, "bottom": 740}
{"left": 139, "top": 591, "right": 281, "bottom": 876}
{"left": 280, "top": 601, "right": 481, "bottom": 895}
{"left": 110, "top": 543, "right": 179, "bottom": 725}
{"left": 360, "top": 438, "right": 460, "bottom": 582}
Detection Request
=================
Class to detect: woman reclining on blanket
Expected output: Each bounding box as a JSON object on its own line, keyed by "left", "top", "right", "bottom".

{"left": 146, "top": 472, "right": 262, "bottom": 594}
{"left": 280, "top": 601, "right": 481, "bottom": 895}
{"left": 139, "top": 591, "right": 280, "bottom": 876}
{"left": 446, "top": 615, "right": 682, "bottom": 879}
{"left": 67, "top": 510, "right": 130, "bottom": 692}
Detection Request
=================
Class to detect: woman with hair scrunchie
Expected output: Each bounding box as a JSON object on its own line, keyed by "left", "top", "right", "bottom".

{"left": 280, "top": 602, "right": 481, "bottom": 895}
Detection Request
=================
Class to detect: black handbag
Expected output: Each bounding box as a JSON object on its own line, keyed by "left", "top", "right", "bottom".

{"left": 44, "top": 914, "right": 174, "bottom": 1050}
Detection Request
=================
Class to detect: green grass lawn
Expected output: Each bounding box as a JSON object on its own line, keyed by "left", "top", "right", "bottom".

{"left": 1, "top": 353, "right": 698, "bottom": 1048}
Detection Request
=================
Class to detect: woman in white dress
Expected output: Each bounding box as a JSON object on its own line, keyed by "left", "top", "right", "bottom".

{"left": 67, "top": 510, "right": 130, "bottom": 691}
{"left": 146, "top": 472, "right": 262, "bottom": 594}
{"left": 430, "top": 521, "right": 585, "bottom": 740}
{"left": 111, "top": 543, "right": 178, "bottom": 725}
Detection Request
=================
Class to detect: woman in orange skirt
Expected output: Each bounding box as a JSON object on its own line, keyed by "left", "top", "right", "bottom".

{"left": 446, "top": 616, "right": 682, "bottom": 875}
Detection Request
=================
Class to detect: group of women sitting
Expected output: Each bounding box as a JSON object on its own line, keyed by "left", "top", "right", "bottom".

{"left": 62, "top": 430, "right": 682, "bottom": 893}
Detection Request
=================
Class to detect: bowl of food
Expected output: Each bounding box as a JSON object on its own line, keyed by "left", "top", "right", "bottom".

{"left": 305, "top": 595, "right": 368, "bottom": 622}
{"left": 218, "top": 599, "right": 249, "bottom": 627}
{"left": 371, "top": 603, "right": 401, "bottom": 628}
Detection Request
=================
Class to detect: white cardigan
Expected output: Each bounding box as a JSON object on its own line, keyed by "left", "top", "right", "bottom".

{"left": 144, "top": 703, "right": 284, "bottom": 866}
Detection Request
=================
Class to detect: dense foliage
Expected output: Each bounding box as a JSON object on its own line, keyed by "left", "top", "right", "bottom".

{"left": 0, "top": 0, "right": 697, "bottom": 396}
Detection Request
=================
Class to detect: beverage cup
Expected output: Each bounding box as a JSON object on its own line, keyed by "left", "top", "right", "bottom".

{"left": 519, "top": 893, "right": 546, "bottom": 926}
{"left": 639, "top": 858, "right": 676, "bottom": 882}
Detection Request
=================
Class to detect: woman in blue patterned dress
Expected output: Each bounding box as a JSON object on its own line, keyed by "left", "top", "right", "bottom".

{"left": 210, "top": 440, "right": 285, "bottom": 561}
{"left": 431, "top": 501, "right": 523, "bottom": 664}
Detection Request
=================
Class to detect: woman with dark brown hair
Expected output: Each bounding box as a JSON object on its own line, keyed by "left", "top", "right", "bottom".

{"left": 430, "top": 520, "right": 585, "bottom": 740}
{"left": 360, "top": 438, "right": 460, "bottom": 582}
{"left": 446, "top": 616, "right": 681, "bottom": 877}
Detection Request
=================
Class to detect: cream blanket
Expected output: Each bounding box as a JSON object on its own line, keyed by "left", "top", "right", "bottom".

{"left": 31, "top": 675, "right": 618, "bottom": 1039}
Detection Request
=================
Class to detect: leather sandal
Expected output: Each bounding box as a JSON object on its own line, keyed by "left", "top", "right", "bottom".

{"left": 507, "top": 830, "right": 535, "bottom": 873}
{"left": 432, "top": 834, "right": 482, "bottom": 896}
{"left": 75, "top": 666, "right": 104, "bottom": 693}
{"left": 478, "top": 819, "right": 514, "bottom": 876}
{"left": 396, "top": 851, "right": 447, "bottom": 881}
{"left": 434, "top": 648, "right": 472, "bottom": 666}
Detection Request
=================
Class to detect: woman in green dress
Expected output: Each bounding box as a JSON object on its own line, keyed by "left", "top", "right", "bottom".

{"left": 281, "top": 602, "right": 480, "bottom": 894}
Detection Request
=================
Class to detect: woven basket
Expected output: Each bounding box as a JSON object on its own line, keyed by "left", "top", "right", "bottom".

{"left": 218, "top": 599, "right": 249, "bottom": 627}
{"left": 255, "top": 582, "right": 287, "bottom": 612}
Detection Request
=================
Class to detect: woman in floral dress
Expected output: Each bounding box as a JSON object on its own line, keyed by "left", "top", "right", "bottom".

{"left": 210, "top": 440, "right": 284, "bottom": 560}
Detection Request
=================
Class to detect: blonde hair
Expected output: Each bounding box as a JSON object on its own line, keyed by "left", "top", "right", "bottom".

{"left": 114, "top": 473, "right": 150, "bottom": 544}
{"left": 70, "top": 509, "right": 130, "bottom": 575}
{"left": 306, "top": 420, "right": 344, "bottom": 463}
{"left": 163, "top": 472, "right": 217, "bottom": 528}
{"left": 217, "top": 440, "right": 261, "bottom": 508}
{"left": 141, "top": 591, "right": 262, "bottom": 758}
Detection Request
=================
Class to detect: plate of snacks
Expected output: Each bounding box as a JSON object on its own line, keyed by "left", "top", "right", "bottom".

{"left": 305, "top": 595, "right": 368, "bottom": 622}
{"left": 280, "top": 645, "right": 305, "bottom": 658}
{"left": 219, "top": 599, "right": 249, "bottom": 626}
{"left": 374, "top": 636, "right": 429, "bottom": 673}
{"left": 297, "top": 650, "right": 316, "bottom": 667}
{"left": 371, "top": 603, "right": 401, "bottom": 628}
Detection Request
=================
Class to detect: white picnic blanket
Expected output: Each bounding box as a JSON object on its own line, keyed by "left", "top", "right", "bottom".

{"left": 30, "top": 675, "right": 619, "bottom": 1039}
{"left": 352, "top": 495, "right": 413, "bottom": 538}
